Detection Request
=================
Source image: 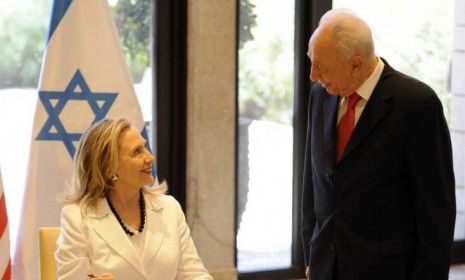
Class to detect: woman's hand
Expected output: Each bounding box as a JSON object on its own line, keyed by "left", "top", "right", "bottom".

{"left": 88, "top": 272, "right": 115, "bottom": 280}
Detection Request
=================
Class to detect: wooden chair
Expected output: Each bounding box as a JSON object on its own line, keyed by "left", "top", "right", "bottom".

{"left": 38, "top": 227, "right": 60, "bottom": 280}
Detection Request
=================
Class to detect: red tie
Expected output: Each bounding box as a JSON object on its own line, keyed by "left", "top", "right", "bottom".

{"left": 337, "top": 93, "right": 362, "bottom": 161}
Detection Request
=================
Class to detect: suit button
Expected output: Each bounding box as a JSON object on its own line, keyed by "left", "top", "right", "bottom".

{"left": 329, "top": 243, "right": 335, "bottom": 251}
{"left": 325, "top": 173, "right": 330, "bottom": 181}
{"left": 333, "top": 208, "right": 341, "bottom": 215}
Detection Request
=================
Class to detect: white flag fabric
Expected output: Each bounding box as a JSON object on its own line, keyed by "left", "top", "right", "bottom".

{"left": 13, "top": 0, "right": 148, "bottom": 278}
{"left": 0, "top": 167, "right": 11, "bottom": 280}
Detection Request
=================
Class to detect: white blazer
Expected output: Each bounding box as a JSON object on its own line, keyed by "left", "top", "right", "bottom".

{"left": 55, "top": 194, "right": 212, "bottom": 280}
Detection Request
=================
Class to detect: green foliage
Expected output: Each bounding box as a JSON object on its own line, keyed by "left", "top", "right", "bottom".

{"left": 239, "top": 0, "right": 257, "bottom": 49}
{"left": 112, "top": 0, "right": 151, "bottom": 83}
{"left": 239, "top": 38, "right": 293, "bottom": 125}
{"left": 0, "top": 1, "right": 49, "bottom": 88}
{"left": 375, "top": 17, "right": 452, "bottom": 121}
{"left": 403, "top": 21, "right": 452, "bottom": 119}
{"left": 0, "top": 0, "right": 151, "bottom": 89}
{"left": 238, "top": 0, "right": 293, "bottom": 125}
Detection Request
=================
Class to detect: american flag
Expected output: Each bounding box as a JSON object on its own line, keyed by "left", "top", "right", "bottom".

{"left": 0, "top": 167, "right": 11, "bottom": 280}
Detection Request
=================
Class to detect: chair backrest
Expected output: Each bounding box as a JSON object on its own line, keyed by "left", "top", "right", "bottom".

{"left": 38, "top": 227, "right": 60, "bottom": 280}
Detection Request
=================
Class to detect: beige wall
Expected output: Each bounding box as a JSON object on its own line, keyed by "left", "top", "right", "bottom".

{"left": 186, "top": 1, "right": 237, "bottom": 279}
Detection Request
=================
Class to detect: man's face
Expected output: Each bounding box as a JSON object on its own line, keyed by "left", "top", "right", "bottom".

{"left": 307, "top": 35, "right": 357, "bottom": 97}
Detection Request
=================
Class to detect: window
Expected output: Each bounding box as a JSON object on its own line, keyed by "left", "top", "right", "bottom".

{"left": 236, "top": 1, "right": 330, "bottom": 278}
{"left": 236, "top": 0, "right": 295, "bottom": 273}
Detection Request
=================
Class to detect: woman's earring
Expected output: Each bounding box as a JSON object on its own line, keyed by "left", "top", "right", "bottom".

{"left": 111, "top": 174, "right": 119, "bottom": 181}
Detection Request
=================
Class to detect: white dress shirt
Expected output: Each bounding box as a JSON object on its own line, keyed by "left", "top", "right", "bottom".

{"left": 337, "top": 57, "right": 385, "bottom": 125}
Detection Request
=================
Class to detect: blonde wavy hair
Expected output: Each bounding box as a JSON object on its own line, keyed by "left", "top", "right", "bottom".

{"left": 64, "top": 118, "right": 166, "bottom": 216}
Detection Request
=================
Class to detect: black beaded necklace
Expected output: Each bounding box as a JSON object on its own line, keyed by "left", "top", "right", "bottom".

{"left": 106, "top": 190, "right": 146, "bottom": 236}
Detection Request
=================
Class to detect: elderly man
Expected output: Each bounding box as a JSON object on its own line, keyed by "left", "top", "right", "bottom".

{"left": 301, "top": 9, "right": 455, "bottom": 280}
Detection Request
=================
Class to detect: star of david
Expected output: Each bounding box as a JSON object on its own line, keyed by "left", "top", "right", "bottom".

{"left": 36, "top": 69, "right": 118, "bottom": 158}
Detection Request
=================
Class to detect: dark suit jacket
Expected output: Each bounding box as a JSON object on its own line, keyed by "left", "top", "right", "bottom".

{"left": 301, "top": 59, "right": 455, "bottom": 280}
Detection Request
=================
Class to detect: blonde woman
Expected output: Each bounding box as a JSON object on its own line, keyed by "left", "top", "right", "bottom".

{"left": 55, "top": 118, "right": 212, "bottom": 280}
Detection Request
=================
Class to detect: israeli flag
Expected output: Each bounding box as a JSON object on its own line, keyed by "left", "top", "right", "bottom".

{"left": 13, "top": 1, "right": 148, "bottom": 278}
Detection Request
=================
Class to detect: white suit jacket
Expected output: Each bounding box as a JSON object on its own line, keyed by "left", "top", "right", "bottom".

{"left": 55, "top": 194, "right": 212, "bottom": 280}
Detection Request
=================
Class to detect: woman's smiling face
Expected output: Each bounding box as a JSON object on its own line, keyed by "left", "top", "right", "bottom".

{"left": 115, "top": 126, "right": 155, "bottom": 190}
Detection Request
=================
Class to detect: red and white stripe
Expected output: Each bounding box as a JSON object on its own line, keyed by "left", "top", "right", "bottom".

{"left": 0, "top": 169, "right": 11, "bottom": 280}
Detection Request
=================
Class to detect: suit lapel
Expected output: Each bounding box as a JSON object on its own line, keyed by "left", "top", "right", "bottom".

{"left": 91, "top": 199, "right": 145, "bottom": 276}
{"left": 143, "top": 196, "right": 167, "bottom": 263}
{"left": 323, "top": 94, "right": 339, "bottom": 166}
{"left": 339, "top": 63, "right": 395, "bottom": 162}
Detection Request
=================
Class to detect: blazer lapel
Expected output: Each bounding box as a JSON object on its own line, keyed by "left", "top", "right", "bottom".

{"left": 339, "top": 64, "right": 395, "bottom": 162}
{"left": 143, "top": 195, "right": 167, "bottom": 263}
{"left": 323, "top": 94, "right": 340, "bottom": 166}
{"left": 91, "top": 199, "right": 145, "bottom": 276}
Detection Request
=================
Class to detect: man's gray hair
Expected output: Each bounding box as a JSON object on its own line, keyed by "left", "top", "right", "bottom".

{"left": 319, "top": 9, "right": 375, "bottom": 60}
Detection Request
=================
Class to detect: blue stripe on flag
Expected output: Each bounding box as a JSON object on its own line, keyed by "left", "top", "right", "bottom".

{"left": 47, "top": 0, "right": 73, "bottom": 42}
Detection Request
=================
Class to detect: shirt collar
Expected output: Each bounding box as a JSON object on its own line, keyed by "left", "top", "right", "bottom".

{"left": 355, "top": 57, "right": 384, "bottom": 102}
